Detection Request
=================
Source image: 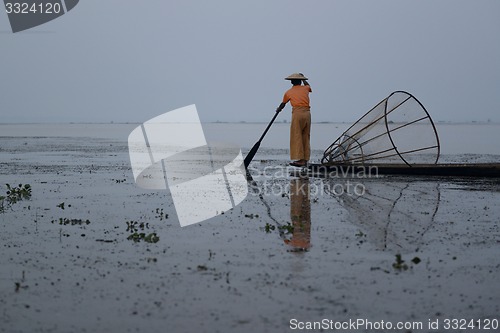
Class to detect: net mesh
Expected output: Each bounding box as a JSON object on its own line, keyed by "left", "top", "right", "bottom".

{"left": 324, "top": 178, "right": 441, "bottom": 252}
{"left": 322, "top": 91, "right": 440, "bottom": 165}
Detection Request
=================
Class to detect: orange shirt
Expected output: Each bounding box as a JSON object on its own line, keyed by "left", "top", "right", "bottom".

{"left": 283, "top": 85, "right": 312, "bottom": 107}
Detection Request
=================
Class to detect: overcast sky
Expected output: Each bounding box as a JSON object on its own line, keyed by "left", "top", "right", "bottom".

{"left": 1, "top": 0, "right": 499, "bottom": 123}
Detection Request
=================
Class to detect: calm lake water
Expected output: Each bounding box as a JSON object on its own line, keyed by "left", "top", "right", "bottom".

{"left": 1, "top": 123, "right": 499, "bottom": 332}
{"left": 1, "top": 122, "right": 499, "bottom": 157}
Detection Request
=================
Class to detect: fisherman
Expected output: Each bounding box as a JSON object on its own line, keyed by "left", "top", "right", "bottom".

{"left": 276, "top": 73, "right": 312, "bottom": 167}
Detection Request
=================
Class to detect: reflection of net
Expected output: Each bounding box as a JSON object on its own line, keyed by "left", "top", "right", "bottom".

{"left": 326, "top": 179, "right": 440, "bottom": 253}
{"left": 322, "top": 91, "right": 440, "bottom": 165}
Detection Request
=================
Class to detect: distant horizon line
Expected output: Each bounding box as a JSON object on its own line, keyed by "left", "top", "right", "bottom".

{"left": 0, "top": 120, "right": 499, "bottom": 125}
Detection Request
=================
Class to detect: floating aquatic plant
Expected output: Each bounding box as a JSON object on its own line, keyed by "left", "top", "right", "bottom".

{"left": 264, "top": 223, "right": 275, "bottom": 233}
{"left": 125, "top": 220, "right": 159, "bottom": 243}
{"left": 392, "top": 254, "right": 421, "bottom": 271}
{"left": 411, "top": 257, "right": 421, "bottom": 264}
{"left": 126, "top": 220, "right": 149, "bottom": 232}
{"left": 355, "top": 230, "right": 366, "bottom": 238}
{"left": 278, "top": 223, "right": 294, "bottom": 234}
{"left": 127, "top": 232, "right": 159, "bottom": 243}
{"left": 52, "top": 218, "right": 90, "bottom": 226}
{"left": 263, "top": 222, "right": 294, "bottom": 234}
{"left": 392, "top": 254, "right": 408, "bottom": 271}
{"left": 144, "top": 233, "right": 159, "bottom": 243}
{"left": 0, "top": 184, "right": 31, "bottom": 213}
{"left": 154, "top": 208, "right": 168, "bottom": 221}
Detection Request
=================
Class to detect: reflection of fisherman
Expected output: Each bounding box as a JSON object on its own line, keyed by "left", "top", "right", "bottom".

{"left": 276, "top": 73, "right": 312, "bottom": 167}
{"left": 286, "top": 178, "right": 311, "bottom": 250}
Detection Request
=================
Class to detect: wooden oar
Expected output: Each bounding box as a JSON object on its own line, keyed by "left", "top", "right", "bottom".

{"left": 243, "top": 110, "right": 281, "bottom": 169}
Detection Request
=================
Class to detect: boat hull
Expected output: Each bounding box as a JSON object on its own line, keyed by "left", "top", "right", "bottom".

{"left": 308, "top": 163, "right": 500, "bottom": 178}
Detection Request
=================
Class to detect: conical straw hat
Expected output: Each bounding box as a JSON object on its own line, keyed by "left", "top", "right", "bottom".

{"left": 285, "top": 73, "right": 308, "bottom": 80}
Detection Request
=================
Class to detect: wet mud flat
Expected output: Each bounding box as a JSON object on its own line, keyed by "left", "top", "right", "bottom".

{"left": 0, "top": 136, "right": 499, "bottom": 333}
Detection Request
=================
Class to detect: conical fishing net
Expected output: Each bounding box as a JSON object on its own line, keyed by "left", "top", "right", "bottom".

{"left": 322, "top": 91, "right": 440, "bottom": 165}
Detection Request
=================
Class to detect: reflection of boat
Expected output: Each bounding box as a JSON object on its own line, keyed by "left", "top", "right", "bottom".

{"left": 324, "top": 178, "right": 441, "bottom": 252}
{"left": 316, "top": 91, "right": 500, "bottom": 178}
{"left": 309, "top": 163, "right": 500, "bottom": 178}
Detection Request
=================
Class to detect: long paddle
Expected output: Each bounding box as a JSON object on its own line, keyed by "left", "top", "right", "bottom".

{"left": 244, "top": 110, "right": 281, "bottom": 168}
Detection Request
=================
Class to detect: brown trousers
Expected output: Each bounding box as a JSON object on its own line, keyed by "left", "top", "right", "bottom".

{"left": 290, "top": 107, "right": 311, "bottom": 161}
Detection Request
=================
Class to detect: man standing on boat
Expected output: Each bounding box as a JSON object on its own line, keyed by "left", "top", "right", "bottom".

{"left": 276, "top": 73, "right": 312, "bottom": 167}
